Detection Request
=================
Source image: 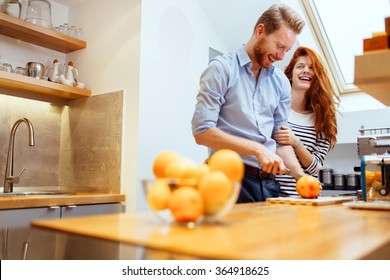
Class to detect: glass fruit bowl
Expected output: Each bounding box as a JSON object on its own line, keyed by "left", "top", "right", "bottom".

{"left": 142, "top": 178, "right": 241, "bottom": 228}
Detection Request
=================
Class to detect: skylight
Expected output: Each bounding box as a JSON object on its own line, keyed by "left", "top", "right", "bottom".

{"left": 301, "top": 0, "right": 390, "bottom": 94}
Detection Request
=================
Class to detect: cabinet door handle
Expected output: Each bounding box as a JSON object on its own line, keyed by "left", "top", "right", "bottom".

{"left": 66, "top": 205, "right": 77, "bottom": 208}
{"left": 49, "top": 206, "right": 60, "bottom": 209}
{"left": 2, "top": 228, "right": 9, "bottom": 260}
{"left": 21, "top": 242, "right": 29, "bottom": 260}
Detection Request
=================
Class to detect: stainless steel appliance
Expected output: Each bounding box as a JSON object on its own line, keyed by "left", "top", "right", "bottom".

{"left": 358, "top": 126, "right": 390, "bottom": 158}
{"left": 358, "top": 126, "right": 390, "bottom": 201}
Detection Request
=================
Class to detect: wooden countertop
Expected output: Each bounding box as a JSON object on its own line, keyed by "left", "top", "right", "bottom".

{"left": 31, "top": 202, "right": 390, "bottom": 260}
{"left": 0, "top": 192, "right": 125, "bottom": 210}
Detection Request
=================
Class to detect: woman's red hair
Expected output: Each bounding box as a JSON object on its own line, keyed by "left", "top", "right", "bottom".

{"left": 284, "top": 46, "right": 339, "bottom": 149}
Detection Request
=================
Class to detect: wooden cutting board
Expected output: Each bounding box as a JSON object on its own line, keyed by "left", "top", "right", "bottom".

{"left": 266, "top": 196, "right": 354, "bottom": 206}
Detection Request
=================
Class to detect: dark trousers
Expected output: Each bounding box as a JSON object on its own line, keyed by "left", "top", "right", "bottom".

{"left": 237, "top": 173, "right": 280, "bottom": 203}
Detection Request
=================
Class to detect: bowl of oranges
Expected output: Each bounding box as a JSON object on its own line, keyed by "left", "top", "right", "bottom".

{"left": 143, "top": 149, "right": 244, "bottom": 227}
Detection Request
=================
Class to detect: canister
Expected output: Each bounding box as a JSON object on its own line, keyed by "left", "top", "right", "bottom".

{"left": 346, "top": 173, "right": 360, "bottom": 190}
{"left": 320, "top": 168, "right": 333, "bottom": 188}
{"left": 333, "top": 174, "right": 345, "bottom": 190}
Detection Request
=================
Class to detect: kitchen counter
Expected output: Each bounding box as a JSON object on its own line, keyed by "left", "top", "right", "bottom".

{"left": 31, "top": 202, "right": 390, "bottom": 260}
{"left": 0, "top": 192, "right": 126, "bottom": 210}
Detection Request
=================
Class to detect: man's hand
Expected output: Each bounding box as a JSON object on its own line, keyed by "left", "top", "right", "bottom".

{"left": 256, "top": 146, "right": 286, "bottom": 175}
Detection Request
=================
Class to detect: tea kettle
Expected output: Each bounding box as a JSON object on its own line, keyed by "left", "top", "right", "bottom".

{"left": 47, "top": 59, "right": 60, "bottom": 82}
{"left": 64, "top": 61, "right": 78, "bottom": 82}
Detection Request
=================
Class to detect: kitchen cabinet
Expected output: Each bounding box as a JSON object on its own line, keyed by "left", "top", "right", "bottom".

{"left": 0, "top": 203, "right": 124, "bottom": 260}
{"left": 354, "top": 50, "right": 390, "bottom": 106}
{"left": 0, "top": 12, "right": 91, "bottom": 100}
{"left": 61, "top": 203, "right": 124, "bottom": 218}
{"left": 0, "top": 206, "right": 60, "bottom": 260}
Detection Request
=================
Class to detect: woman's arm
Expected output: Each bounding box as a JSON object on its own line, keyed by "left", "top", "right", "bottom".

{"left": 273, "top": 126, "right": 313, "bottom": 168}
{"left": 273, "top": 126, "right": 330, "bottom": 176}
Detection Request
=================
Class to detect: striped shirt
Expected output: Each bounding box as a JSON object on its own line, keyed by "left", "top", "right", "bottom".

{"left": 276, "top": 110, "right": 330, "bottom": 196}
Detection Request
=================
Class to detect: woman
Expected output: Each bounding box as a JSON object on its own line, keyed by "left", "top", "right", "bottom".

{"left": 273, "top": 46, "right": 339, "bottom": 196}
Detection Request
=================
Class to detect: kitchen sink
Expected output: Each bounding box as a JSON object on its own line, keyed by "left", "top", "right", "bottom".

{"left": 0, "top": 191, "right": 76, "bottom": 196}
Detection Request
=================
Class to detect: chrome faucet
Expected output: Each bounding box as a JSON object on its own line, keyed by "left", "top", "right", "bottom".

{"left": 3, "top": 118, "right": 35, "bottom": 193}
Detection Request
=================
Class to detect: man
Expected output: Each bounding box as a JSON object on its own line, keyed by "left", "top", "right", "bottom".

{"left": 191, "top": 4, "right": 306, "bottom": 203}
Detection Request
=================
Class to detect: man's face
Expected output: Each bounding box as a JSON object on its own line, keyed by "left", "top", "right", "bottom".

{"left": 253, "top": 24, "right": 298, "bottom": 68}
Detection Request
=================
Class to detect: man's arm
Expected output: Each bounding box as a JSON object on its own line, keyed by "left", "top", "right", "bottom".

{"left": 276, "top": 145, "right": 305, "bottom": 179}
{"left": 195, "top": 128, "right": 286, "bottom": 175}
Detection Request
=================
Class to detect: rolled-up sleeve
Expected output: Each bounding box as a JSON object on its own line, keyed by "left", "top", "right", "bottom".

{"left": 191, "top": 60, "right": 228, "bottom": 136}
{"left": 272, "top": 75, "right": 291, "bottom": 133}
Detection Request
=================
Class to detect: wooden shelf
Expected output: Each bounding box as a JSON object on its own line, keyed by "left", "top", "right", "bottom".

{"left": 354, "top": 50, "right": 390, "bottom": 106}
{"left": 0, "top": 12, "right": 86, "bottom": 53}
{"left": 0, "top": 71, "right": 91, "bottom": 100}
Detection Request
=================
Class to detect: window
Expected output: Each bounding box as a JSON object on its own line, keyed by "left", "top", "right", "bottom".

{"left": 301, "top": 0, "right": 390, "bottom": 94}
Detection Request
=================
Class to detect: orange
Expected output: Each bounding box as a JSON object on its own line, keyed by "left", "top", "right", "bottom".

{"left": 164, "top": 157, "right": 197, "bottom": 179}
{"left": 370, "top": 180, "right": 383, "bottom": 190}
{"left": 208, "top": 149, "right": 244, "bottom": 182}
{"left": 374, "top": 171, "right": 382, "bottom": 182}
{"left": 198, "top": 170, "right": 233, "bottom": 215}
{"left": 152, "top": 151, "right": 180, "bottom": 178}
{"left": 168, "top": 186, "right": 204, "bottom": 223}
{"left": 193, "top": 163, "right": 210, "bottom": 183}
{"left": 296, "top": 175, "right": 322, "bottom": 198}
{"left": 365, "top": 170, "right": 375, "bottom": 185}
{"left": 198, "top": 170, "right": 233, "bottom": 204}
{"left": 146, "top": 180, "right": 172, "bottom": 210}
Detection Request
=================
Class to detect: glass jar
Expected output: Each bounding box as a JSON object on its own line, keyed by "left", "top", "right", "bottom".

{"left": 25, "top": 0, "right": 52, "bottom": 29}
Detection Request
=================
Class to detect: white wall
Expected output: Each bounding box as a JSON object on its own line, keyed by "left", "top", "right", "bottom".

{"left": 137, "top": 0, "right": 234, "bottom": 211}
{"left": 66, "top": 0, "right": 141, "bottom": 211}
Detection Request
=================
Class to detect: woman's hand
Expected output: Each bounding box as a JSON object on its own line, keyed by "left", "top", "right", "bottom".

{"left": 273, "top": 126, "right": 300, "bottom": 147}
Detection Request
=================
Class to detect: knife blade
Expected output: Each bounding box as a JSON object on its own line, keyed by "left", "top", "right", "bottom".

{"left": 284, "top": 168, "right": 303, "bottom": 180}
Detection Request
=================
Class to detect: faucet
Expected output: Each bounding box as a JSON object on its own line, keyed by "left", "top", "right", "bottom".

{"left": 3, "top": 118, "right": 35, "bottom": 193}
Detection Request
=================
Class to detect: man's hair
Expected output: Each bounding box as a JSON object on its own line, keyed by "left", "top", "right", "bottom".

{"left": 253, "top": 4, "right": 305, "bottom": 34}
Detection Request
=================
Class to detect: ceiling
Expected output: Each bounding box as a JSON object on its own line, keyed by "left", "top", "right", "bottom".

{"left": 52, "top": 0, "right": 292, "bottom": 67}
{"left": 198, "top": 0, "right": 278, "bottom": 52}
{"left": 53, "top": 0, "right": 279, "bottom": 52}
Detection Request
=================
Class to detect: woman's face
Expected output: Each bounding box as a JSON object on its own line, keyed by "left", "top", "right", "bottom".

{"left": 291, "top": 55, "right": 314, "bottom": 92}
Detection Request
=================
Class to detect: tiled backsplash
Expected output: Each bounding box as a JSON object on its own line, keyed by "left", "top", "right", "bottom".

{"left": 0, "top": 95, "right": 62, "bottom": 188}
{"left": 0, "top": 91, "right": 123, "bottom": 193}
{"left": 59, "top": 92, "right": 123, "bottom": 193}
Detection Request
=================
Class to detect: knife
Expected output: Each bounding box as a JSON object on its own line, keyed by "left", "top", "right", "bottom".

{"left": 284, "top": 168, "right": 303, "bottom": 180}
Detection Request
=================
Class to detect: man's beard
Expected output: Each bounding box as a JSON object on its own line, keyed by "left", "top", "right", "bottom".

{"left": 253, "top": 39, "right": 271, "bottom": 69}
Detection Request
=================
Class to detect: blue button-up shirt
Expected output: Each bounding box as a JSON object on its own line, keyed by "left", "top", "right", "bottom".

{"left": 191, "top": 45, "right": 291, "bottom": 168}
